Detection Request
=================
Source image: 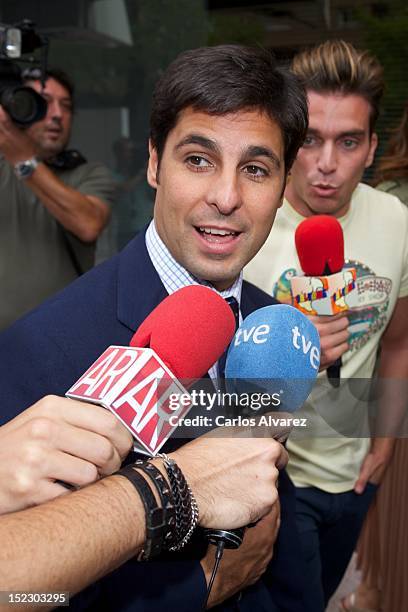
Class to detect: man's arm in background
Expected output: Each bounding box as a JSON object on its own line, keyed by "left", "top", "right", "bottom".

{"left": 0, "top": 108, "right": 111, "bottom": 242}
{"left": 354, "top": 295, "right": 408, "bottom": 493}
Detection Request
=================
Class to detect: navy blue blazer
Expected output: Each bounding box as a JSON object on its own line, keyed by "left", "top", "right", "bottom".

{"left": 0, "top": 231, "right": 307, "bottom": 611}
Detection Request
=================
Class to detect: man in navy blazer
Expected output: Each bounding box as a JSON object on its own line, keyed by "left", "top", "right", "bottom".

{"left": 0, "top": 45, "right": 310, "bottom": 610}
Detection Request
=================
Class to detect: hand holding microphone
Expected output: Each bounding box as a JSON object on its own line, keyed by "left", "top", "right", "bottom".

{"left": 294, "top": 215, "right": 352, "bottom": 385}
{"left": 205, "top": 303, "right": 320, "bottom": 551}
{"left": 173, "top": 434, "right": 287, "bottom": 530}
{"left": 308, "top": 313, "right": 349, "bottom": 373}
{"left": 0, "top": 286, "right": 235, "bottom": 514}
{"left": 0, "top": 395, "right": 288, "bottom": 526}
{"left": 67, "top": 285, "right": 236, "bottom": 455}
{"left": 0, "top": 394, "right": 134, "bottom": 514}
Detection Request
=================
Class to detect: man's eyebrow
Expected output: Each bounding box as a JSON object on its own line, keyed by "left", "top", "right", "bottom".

{"left": 175, "top": 135, "right": 281, "bottom": 169}
{"left": 241, "top": 145, "right": 281, "bottom": 170}
{"left": 43, "top": 93, "right": 72, "bottom": 102}
{"left": 307, "top": 128, "right": 366, "bottom": 138}
{"left": 338, "top": 130, "right": 366, "bottom": 138}
{"left": 174, "top": 134, "right": 220, "bottom": 154}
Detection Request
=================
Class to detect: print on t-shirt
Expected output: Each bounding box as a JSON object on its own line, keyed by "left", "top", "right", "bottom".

{"left": 273, "top": 260, "right": 392, "bottom": 352}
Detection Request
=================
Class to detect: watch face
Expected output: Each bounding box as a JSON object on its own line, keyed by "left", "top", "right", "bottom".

{"left": 15, "top": 158, "right": 38, "bottom": 179}
{"left": 19, "top": 163, "right": 33, "bottom": 177}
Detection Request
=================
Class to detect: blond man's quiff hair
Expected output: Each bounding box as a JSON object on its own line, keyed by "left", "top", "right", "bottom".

{"left": 291, "top": 40, "right": 384, "bottom": 132}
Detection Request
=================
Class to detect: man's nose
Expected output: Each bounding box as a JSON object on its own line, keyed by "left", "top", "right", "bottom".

{"left": 205, "top": 169, "right": 242, "bottom": 215}
{"left": 47, "top": 100, "right": 63, "bottom": 121}
{"left": 317, "top": 142, "right": 337, "bottom": 175}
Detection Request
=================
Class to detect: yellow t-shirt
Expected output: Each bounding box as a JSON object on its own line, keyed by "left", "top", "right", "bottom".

{"left": 245, "top": 183, "right": 408, "bottom": 492}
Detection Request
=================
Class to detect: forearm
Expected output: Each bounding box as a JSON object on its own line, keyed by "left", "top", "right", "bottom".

{"left": 25, "top": 163, "right": 110, "bottom": 242}
{"left": 0, "top": 476, "right": 145, "bottom": 606}
{"left": 355, "top": 304, "right": 408, "bottom": 492}
{"left": 373, "top": 343, "right": 408, "bottom": 441}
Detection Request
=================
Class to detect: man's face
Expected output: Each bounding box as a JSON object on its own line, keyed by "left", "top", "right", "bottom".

{"left": 25, "top": 77, "right": 73, "bottom": 158}
{"left": 148, "top": 108, "right": 286, "bottom": 291}
{"left": 285, "top": 91, "right": 378, "bottom": 217}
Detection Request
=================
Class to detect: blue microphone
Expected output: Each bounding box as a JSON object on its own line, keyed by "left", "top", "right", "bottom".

{"left": 225, "top": 303, "right": 320, "bottom": 411}
{"left": 205, "top": 304, "right": 320, "bottom": 551}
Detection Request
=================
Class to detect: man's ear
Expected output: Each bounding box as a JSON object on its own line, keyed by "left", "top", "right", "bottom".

{"left": 147, "top": 140, "right": 159, "bottom": 188}
{"left": 365, "top": 132, "right": 378, "bottom": 169}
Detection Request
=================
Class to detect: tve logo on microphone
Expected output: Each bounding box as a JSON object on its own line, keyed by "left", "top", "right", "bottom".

{"left": 231, "top": 316, "right": 320, "bottom": 372}
{"left": 226, "top": 304, "right": 320, "bottom": 411}
{"left": 291, "top": 326, "right": 320, "bottom": 370}
{"left": 67, "top": 346, "right": 192, "bottom": 455}
{"left": 233, "top": 324, "right": 270, "bottom": 346}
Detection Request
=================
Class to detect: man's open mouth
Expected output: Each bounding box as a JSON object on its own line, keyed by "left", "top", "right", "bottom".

{"left": 194, "top": 226, "right": 242, "bottom": 248}
{"left": 197, "top": 227, "right": 238, "bottom": 237}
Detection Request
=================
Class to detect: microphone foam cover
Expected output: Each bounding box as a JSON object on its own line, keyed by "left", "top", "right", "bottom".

{"left": 225, "top": 304, "right": 320, "bottom": 411}
{"left": 131, "top": 285, "right": 236, "bottom": 379}
{"left": 295, "top": 215, "right": 344, "bottom": 276}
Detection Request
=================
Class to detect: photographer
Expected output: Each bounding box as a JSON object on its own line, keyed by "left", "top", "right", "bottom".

{"left": 0, "top": 65, "right": 114, "bottom": 332}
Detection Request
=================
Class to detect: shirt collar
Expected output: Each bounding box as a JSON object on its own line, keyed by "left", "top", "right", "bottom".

{"left": 145, "top": 220, "right": 243, "bottom": 305}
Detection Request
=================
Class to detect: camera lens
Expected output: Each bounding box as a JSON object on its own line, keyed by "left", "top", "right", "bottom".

{"left": 8, "top": 88, "right": 36, "bottom": 121}
{"left": 0, "top": 86, "right": 47, "bottom": 125}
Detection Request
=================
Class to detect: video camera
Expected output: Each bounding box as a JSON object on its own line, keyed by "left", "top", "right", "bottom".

{"left": 0, "top": 19, "right": 48, "bottom": 126}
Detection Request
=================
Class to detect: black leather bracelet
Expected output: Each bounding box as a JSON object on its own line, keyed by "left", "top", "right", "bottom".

{"left": 116, "top": 464, "right": 166, "bottom": 560}
{"left": 134, "top": 460, "right": 177, "bottom": 550}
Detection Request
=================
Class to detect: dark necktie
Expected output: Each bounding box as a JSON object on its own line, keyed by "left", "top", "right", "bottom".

{"left": 217, "top": 296, "right": 240, "bottom": 385}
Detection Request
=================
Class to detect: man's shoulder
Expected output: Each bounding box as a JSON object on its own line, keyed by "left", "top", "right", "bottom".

{"left": 376, "top": 179, "right": 408, "bottom": 207}
{"left": 58, "top": 158, "right": 113, "bottom": 180}
{"left": 354, "top": 182, "right": 408, "bottom": 214}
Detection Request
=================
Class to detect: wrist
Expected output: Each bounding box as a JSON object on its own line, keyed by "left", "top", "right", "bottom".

{"left": 165, "top": 451, "right": 210, "bottom": 527}
{"left": 155, "top": 453, "right": 199, "bottom": 551}
{"left": 116, "top": 455, "right": 200, "bottom": 558}
{"left": 370, "top": 437, "right": 395, "bottom": 456}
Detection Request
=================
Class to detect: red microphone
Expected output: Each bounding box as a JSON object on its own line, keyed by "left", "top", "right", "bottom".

{"left": 294, "top": 215, "right": 349, "bottom": 387}
{"left": 67, "top": 286, "right": 236, "bottom": 455}
{"left": 295, "top": 215, "right": 344, "bottom": 276}
{"left": 131, "top": 286, "right": 235, "bottom": 379}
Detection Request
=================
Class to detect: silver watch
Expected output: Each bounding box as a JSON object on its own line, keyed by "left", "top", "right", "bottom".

{"left": 14, "top": 157, "right": 39, "bottom": 180}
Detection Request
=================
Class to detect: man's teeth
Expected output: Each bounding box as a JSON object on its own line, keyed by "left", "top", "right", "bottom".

{"left": 199, "top": 227, "right": 236, "bottom": 236}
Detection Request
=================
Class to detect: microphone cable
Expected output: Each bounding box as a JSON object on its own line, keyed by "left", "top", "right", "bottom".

{"left": 202, "top": 540, "right": 225, "bottom": 610}
{"left": 202, "top": 527, "right": 245, "bottom": 609}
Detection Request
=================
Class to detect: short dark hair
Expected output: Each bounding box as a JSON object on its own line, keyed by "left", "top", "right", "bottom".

{"left": 150, "top": 44, "right": 308, "bottom": 173}
{"left": 23, "top": 67, "right": 75, "bottom": 110}
{"left": 291, "top": 40, "right": 384, "bottom": 133}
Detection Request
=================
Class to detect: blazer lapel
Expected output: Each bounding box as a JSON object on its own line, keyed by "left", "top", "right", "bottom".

{"left": 241, "top": 281, "right": 261, "bottom": 318}
{"left": 116, "top": 230, "right": 168, "bottom": 332}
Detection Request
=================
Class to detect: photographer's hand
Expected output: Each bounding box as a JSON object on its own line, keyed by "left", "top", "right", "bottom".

{"left": 0, "top": 106, "right": 38, "bottom": 163}
{"left": 0, "top": 94, "right": 110, "bottom": 243}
